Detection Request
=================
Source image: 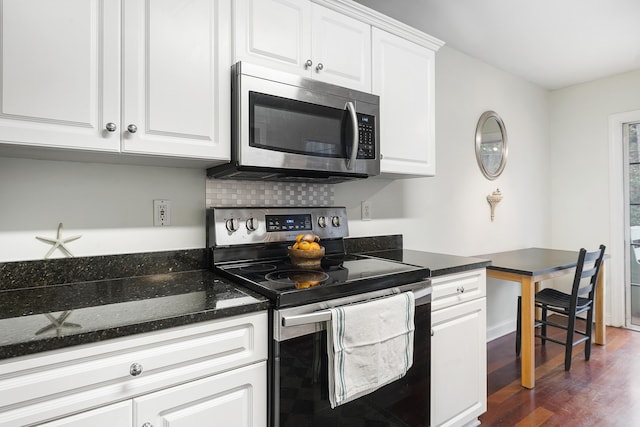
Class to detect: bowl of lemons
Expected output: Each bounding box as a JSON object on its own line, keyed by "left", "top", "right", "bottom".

{"left": 288, "top": 233, "right": 325, "bottom": 267}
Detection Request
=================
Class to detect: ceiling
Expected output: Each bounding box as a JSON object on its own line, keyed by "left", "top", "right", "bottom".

{"left": 354, "top": 0, "right": 640, "bottom": 90}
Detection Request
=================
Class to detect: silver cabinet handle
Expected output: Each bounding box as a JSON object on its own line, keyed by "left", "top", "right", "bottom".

{"left": 431, "top": 329, "right": 434, "bottom": 337}
{"left": 305, "top": 59, "right": 313, "bottom": 69}
{"left": 457, "top": 286, "right": 465, "bottom": 294}
{"left": 345, "top": 101, "right": 358, "bottom": 170}
{"left": 127, "top": 124, "right": 138, "bottom": 133}
{"left": 316, "top": 62, "right": 324, "bottom": 71}
{"left": 105, "top": 122, "right": 117, "bottom": 132}
{"left": 129, "top": 362, "right": 143, "bottom": 376}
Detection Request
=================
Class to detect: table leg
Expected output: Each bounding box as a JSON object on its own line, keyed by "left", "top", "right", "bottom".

{"left": 535, "top": 281, "right": 541, "bottom": 320}
{"left": 595, "top": 260, "right": 606, "bottom": 345}
{"left": 521, "top": 276, "right": 535, "bottom": 389}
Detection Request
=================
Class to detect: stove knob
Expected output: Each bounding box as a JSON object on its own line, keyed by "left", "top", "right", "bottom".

{"left": 331, "top": 216, "right": 341, "bottom": 227}
{"left": 246, "top": 217, "right": 258, "bottom": 231}
{"left": 225, "top": 218, "right": 239, "bottom": 232}
{"left": 317, "top": 216, "right": 327, "bottom": 228}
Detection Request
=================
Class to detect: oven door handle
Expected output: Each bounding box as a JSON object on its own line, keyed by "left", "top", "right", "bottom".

{"left": 282, "top": 310, "right": 332, "bottom": 327}
{"left": 281, "top": 287, "right": 430, "bottom": 328}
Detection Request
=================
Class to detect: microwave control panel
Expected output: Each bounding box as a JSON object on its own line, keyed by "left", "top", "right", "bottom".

{"left": 357, "top": 113, "right": 376, "bottom": 159}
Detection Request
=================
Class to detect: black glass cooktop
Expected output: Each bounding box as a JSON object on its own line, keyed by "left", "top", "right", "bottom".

{"left": 215, "top": 254, "right": 430, "bottom": 308}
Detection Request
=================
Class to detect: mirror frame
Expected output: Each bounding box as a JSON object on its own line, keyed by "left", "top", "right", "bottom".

{"left": 475, "top": 110, "right": 508, "bottom": 180}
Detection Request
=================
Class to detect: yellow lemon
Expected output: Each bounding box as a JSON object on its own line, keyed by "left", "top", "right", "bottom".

{"left": 298, "top": 241, "right": 311, "bottom": 250}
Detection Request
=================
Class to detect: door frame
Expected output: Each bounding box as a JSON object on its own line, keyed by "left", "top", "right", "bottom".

{"left": 609, "top": 109, "right": 640, "bottom": 329}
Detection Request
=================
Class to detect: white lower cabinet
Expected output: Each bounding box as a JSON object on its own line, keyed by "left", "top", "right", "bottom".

{"left": 431, "top": 270, "right": 487, "bottom": 427}
{"left": 0, "top": 312, "right": 267, "bottom": 427}
{"left": 37, "top": 401, "right": 133, "bottom": 427}
{"left": 134, "top": 362, "right": 266, "bottom": 427}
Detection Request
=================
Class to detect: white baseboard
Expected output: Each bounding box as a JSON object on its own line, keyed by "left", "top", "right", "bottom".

{"left": 487, "top": 319, "right": 516, "bottom": 342}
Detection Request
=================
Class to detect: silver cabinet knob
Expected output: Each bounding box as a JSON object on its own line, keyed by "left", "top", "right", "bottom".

{"left": 129, "top": 362, "right": 143, "bottom": 376}
{"left": 305, "top": 59, "right": 313, "bottom": 69}
{"left": 457, "top": 286, "right": 465, "bottom": 294}
{"left": 431, "top": 329, "right": 434, "bottom": 336}
{"left": 315, "top": 62, "right": 324, "bottom": 71}
{"left": 142, "top": 423, "right": 153, "bottom": 427}
{"left": 105, "top": 122, "right": 117, "bottom": 132}
{"left": 127, "top": 124, "right": 138, "bottom": 133}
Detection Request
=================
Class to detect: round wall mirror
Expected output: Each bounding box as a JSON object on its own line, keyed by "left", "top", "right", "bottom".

{"left": 475, "top": 111, "right": 508, "bottom": 180}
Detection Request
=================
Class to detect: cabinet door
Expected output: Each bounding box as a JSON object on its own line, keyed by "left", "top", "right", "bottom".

{"left": 234, "top": 0, "right": 311, "bottom": 76}
{"left": 37, "top": 401, "right": 132, "bottom": 427}
{"left": 134, "top": 361, "right": 266, "bottom": 427}
{"left": 0, "top": 0, "right": 120, "bottom": 151}
{"left": 311, "top": 4, "right": 371, "bottom": 92}
{"left": 431, "top": 298, "right": 487, "bottom": 427}
{"left": 122, "top": 0, "right": 231, "bottom": 160}
{"left": 372, "top": 28, "right": 436, "bottom": 176}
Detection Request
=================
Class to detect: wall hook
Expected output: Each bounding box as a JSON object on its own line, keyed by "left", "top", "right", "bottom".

{"left": 487, "top": 189, "right": 503, "bottom": 221}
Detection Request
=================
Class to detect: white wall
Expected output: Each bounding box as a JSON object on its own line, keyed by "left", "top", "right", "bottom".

{"left": 0, "top": 157, "right": 206, "bottom": 261}
{"left": 335, "top": 46, "right": 551, "bottom": 339}
{"left": 549, "top": 69, "right": 640, "bottom": 326}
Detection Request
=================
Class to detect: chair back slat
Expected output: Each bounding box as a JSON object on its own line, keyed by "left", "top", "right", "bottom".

{"left": 571, "top": 245, "right": 606, "bottom": 303}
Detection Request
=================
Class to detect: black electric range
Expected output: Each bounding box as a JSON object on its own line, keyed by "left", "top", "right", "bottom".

{"left": 207, "top": 207, "right": 430, "bottom": 308}
{"left": 207, "top": 206, "right": 432, "bottom": 427}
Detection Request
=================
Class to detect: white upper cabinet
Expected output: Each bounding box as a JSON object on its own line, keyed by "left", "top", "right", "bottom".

{"left": 309, "top": 4, "right": 371, "bottom": 91}
{"left": 373, "top": 27, "right": 437, "bottom": 177}
{"left": 122, "top": 0, "right": 231, "bottom": 160}
{"left": 234, "top": 0, "right": 371, "bottom": 92}
{"left": 0, "top": 0, "right": 231, "bottom": 164}
{"left": 233, "top": 0, "right": 311, "bottom": 73}
{"left": 0, "top": 0, "right": 120, "bottom": 152}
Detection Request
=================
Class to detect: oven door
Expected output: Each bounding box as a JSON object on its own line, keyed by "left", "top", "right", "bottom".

{"left": 235, "top": 63, "right": 380, "bottom": 177}
{"left": 271, "top": 283, "right": 431, "bottom": 426}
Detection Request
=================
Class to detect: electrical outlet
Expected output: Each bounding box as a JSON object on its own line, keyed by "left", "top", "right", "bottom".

{"left": 154, "top": 199, "right": 171, "bottom": 226}
{"left": 361, "top": 200, "right": 372, "bottom": 221}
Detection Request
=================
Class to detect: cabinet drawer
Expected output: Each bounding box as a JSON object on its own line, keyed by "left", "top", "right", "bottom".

{"left": 134, "top": 361, "right": 266, "bottom": 427}
{"left": 0, "top": 311, "right": 267, "bottom": 426}
{"left": 431, "top": 269, "right": 486, "bottom": 311}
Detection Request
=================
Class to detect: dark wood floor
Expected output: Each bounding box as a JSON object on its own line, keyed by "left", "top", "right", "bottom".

{"left": 479, "top": 320, "right": 640, "bottom": 426}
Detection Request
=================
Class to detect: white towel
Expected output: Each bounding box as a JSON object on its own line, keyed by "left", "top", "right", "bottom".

{"left": 326, "top": 291, "right": 415, "bottom": 408}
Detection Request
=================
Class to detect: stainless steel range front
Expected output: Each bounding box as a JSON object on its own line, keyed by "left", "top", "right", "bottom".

{"left": 207, "top": 207, "right": 431, "bottom": 426}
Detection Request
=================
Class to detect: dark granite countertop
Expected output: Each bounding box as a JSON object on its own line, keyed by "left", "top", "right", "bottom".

{"left": 362, "top": 249, "right": 491, "bottom": 277}
{"left": 0, "top": 250, "right": 269, "bottom": 361}
{"left": 0, "top": 239, "right": 490, "bottom": 361}
{"left": 345, "top": 235, "right": 490, "bottom": 277}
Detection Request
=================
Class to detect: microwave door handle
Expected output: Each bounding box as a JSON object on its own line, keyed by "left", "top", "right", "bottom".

{"left": 345, "top": 101, "right": 358, "bottom": 170}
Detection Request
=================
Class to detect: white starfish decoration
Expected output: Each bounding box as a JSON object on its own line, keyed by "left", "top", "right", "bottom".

{"left": 36, "top": 223, "right": 82, "bottom": 259}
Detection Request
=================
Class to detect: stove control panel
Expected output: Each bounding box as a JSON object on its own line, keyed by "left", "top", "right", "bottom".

{"left": 208, "top": 207, "right": 349, "bottom": 247}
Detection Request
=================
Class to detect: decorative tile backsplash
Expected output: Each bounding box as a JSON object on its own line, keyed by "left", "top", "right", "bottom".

{"left": 205, "top": 179, "right": 334, "bottom": 207}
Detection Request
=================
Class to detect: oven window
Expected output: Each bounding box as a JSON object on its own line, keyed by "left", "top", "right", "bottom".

{"left": 249, "top": 92, "right": 349, "bottom": 158}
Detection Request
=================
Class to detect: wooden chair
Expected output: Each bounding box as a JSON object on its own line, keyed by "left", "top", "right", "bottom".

{"left": 516, "top": 245, "right": 606, "bottom": 371}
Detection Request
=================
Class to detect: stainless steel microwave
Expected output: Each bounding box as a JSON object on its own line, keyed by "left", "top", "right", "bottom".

{"left": 207, "top": 62, "right": 380, "bottom": 183}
